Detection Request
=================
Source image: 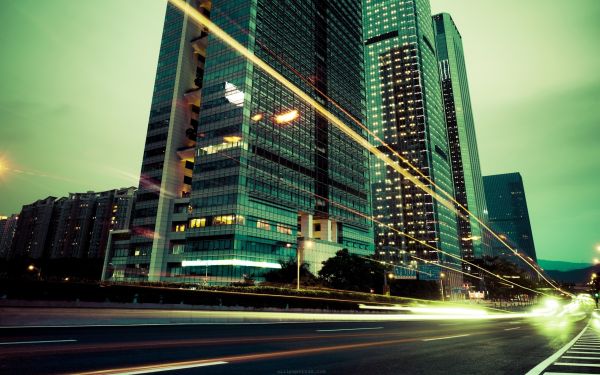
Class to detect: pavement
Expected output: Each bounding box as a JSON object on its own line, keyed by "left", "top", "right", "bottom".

{"left": 0, "top": 307, "right": 598, "bottom": 374}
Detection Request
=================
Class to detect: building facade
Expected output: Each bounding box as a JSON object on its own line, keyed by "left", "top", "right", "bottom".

{"left": 363, "top": 0, "right": 461, "bottom": 290}
{"left": 49, "top": 188, "right": 136, "bottom": 259}
{"left": 10, "top": 197, "right": 57, "bottom": 259}
{"left": 433, "top": 13, "right": 489, "bottom": 266}
{"left": 8, "top": 188, "right": 135, "bottom": 260}
{"left": 104, "top": 0, "right": 374, "bottom": 285}
{"left": 0, "top": 214, "right": 19, "bottom": 259}
{"left": 483, "top": 172, "right": 537, "bottom": 262}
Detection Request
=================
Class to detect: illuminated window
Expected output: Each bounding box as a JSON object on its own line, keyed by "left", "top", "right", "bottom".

{"left": 257, "top": 220, "right": 271, "bottom": 230}
{"left": 213, "top": 215, "right": 243, "bottom": 226}
{"left": 276, "top": 224, "right": 292, "bottom": 235}
{"left": 175, "top": 224, "right": 186, "bottom": 232}
{"left": 190, "top": 218, "right": 206, "bottom": 228}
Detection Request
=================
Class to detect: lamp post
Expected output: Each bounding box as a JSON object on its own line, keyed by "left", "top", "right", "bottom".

{"left": 383, "top": 271, "right": 394, "bottom": 296}
{"left": 440, "top": 272, "right": 446, "bottom": 301}
{"left": 27, "top": 264, "right": 42, "bottom": 280}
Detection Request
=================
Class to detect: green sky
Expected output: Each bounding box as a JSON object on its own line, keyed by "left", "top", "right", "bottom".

{"left": 0, "top": 0, "right": 598, "bottom": 263}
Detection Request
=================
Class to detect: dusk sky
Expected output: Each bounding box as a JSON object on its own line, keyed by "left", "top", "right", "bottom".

{"left": 0, "top": 0, "right": 598, "bottom": 263}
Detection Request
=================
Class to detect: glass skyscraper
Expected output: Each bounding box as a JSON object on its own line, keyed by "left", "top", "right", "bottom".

{"left": 363, "top": 0, "right": 461, "bottom": 289}
{"left": 104, "top": 0, "right": 374, "bottom": 284}
{"left": 483, "top": 172, "right": 538, "bottom": 263}
{"left": 433, "top": 13, "right": 489, "bottom": 266}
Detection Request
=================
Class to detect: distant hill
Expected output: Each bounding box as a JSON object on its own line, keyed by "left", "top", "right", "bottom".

{"left": 545, "top": 265, "right": 597, "bottom": 284}
{"left": 538, "top": 259, "right": 591, "bottom": 272}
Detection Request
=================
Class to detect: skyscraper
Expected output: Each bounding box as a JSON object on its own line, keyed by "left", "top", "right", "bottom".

{"left": 363, "top": 0, "right": 461, "bottom": 289}
{"left": 105, "top": 0, "right": 374, "bottom": 284}
{"left": 483, "top": 172, "right": 537, "bottom": 262}
{"left": 433, "top": 13, "right": 489, "bottom": 266}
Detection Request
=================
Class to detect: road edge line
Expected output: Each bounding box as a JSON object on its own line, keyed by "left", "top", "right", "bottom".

{"left": 525, "top": 321, "right": 589, "bottom": 375}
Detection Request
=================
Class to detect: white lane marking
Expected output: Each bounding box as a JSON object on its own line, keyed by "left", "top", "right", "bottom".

{"left": 316, "top": 327, "right": 383, "bottom": 332}
{"left": 422, "top": 334, "right": 470, "bottom": 342}
{"left": 573, "top": 345, "right": 600, "bottom": 352}
{"left": 525, "top": 325, "right": 589, "bottom": 375}
{"left": 109, "top": 361, "right": 228, "bottom": 374}
{"left": 554, "top": 362, "right": 600, "bottom": 368}
{"left": 567, "top": 351, "right": 600, "bottom": 355}
{"left": 0, "top": 321, "right": 345, "bottom": 329}
{"left": 0, "top": 339, "right": 77, "bottom": 346}
{"left": 504, "top": 327, "right": 521, "bottom": 331}
{"left": 562, "top": 356, "right": 600, "bottom": 360}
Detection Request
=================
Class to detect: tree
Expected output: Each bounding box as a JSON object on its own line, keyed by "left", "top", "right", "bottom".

{"left": 318, "top": 249, "right": 384, "bottom": 292}
{"left": 263, "top": 258, "right": 316, "bottom": 286}
{"left": 475, "top": 256, "right": 541, "bottom": 300}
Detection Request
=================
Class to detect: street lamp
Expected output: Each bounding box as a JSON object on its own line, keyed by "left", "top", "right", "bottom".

{"left": 27, "top": 264, "right": 42, "bottom": 280}
{"left": 440, "top": 272, "right": 446, "bottom": 301}
{"left": 383, "top": 271, "right": 394, "bottom": 296}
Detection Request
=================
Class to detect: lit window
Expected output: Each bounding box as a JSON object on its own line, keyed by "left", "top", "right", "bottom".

{"left": 190, "top": 218, "right": 206, "bottom": 228}
{"left": 175, "top": 224, "right": 186, "bottom": 232}
{"left": 276, "top": 224, "right": 292, "bottom": 235}
{"left": 257, "top": 220, "right": 271, "bottom": 230}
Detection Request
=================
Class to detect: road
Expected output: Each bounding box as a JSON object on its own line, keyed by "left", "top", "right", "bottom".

{"left": 0, "top": 307, "right": 597, "bottom": 375}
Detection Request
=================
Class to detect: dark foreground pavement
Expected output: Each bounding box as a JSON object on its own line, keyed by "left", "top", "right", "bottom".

{"left": 0, "top": 308, "right": 595, "bottom": 375}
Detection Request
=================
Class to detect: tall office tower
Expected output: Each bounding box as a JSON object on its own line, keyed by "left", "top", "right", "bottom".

{"left": 117, "top": 0, "right": 212, "bottom": 281}
{"left": 363, "top": 0, "right": 461, "bottom": 290}
{"left": 10, "top": 197, "right": 57, "bottom": 259}
{"left": 433, "top": 13, "right": 489, "bottom": 267}
{"left": 483, "top": 172, "right": 537, "bottom": 262}
{"left": 0, "top": 214, "right": 18, "bottom": 259}
{"left": 104, "top": 0, "right": 373, "bottom": 284}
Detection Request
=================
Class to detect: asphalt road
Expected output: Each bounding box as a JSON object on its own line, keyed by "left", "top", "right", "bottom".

{"left": 0, "top": 309, "right": 595, "bottom": 375}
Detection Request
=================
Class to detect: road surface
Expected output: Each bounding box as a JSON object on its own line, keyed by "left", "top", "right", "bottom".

{"left": 0, "top": 307, "right": 597, "bottom": 374}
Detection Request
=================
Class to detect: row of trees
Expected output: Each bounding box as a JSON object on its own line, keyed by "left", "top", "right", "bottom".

{"left": 264, "top": 249, "right": 440, "bottom": 299}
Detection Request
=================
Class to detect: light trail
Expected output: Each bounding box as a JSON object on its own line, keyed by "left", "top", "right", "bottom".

{"left": 168, "top": 0, "right": 563, "bottom": 296}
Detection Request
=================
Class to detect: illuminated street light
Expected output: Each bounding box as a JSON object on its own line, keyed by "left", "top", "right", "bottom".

{"left": 594, "top": 258, "right": 600, "bottom": 265}
{"left": 251, "top": 113, "right": 263, "bottom": 121}
{"left": 461, "top": 236, "right": 481, "bottom": 241}
{"left": 27, "top": 265, "right": 35, "bottom": 271}
{"left": 274, "top": 109, "right": 299, "bottom": 124}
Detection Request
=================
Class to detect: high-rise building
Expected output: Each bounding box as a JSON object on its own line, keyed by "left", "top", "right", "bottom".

{"left": 363, "top": 0, "right": 461, "bottom": 290}
{"left": 50, "top": 188, "right": 136, "bottom": 259}
{"left": 10, "top": 197, "right": 57, "bottom": 259}
{"left": 483, "top": 172, "right": 537, "bottom": 262}
{"left": 433, "top": 13, "right": 489, "bottom": 266}
{"left": 8, "top": 188, "right": 135, "bottom": 260}
{"left": 105, "top": 0, "right": 374, "bottom": 284}
{"left": 0, "top": 214, "right": 19, "bottom": 259}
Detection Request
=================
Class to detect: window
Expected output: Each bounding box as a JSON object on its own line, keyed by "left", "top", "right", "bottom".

{"left": 257, "top": 220, "right": 271, "bottom": 230}
{"left": 190, "top": 218, "right": 206, "bottom": 228}
{"left": 171, "top": 244, "right": 185, "bottom": 254}
{"left": 276, "top": 224, "right": 292, "bottom": 235}
{"left": 213, "top": 215, "right": 239, "bottom": 226}
{"left": 174, "top": 224, "right": 186, "bottom": 232}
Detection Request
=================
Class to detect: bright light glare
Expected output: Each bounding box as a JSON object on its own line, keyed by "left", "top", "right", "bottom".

{"left": 275, "top": 109, "right": 299, "bottom": 124}
{"left": 28, "top": 265, "right": 35, "bottom": 271}
{"left": 223, "top": 136, "right": 242, "bottom": 143}
{"left": 251, "top": 113, "right": 263, "bottom": 121}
